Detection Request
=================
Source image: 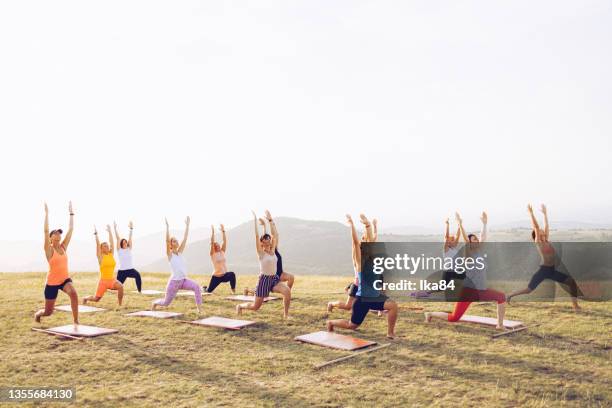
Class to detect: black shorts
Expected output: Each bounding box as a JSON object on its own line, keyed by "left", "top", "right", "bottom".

{"left": 44, "top": 278, "right": 72, "bottom": 300}
{"left": 528, "top": 265, "right": 569, "bottom": 290}
{"left": 350, "top": 296, "right": 386, "bottom": 326}
{"left": 344, "top": 282, "right": 358, "bottom": 297}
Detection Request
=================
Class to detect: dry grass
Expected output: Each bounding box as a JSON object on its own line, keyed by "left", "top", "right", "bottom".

{"left": 0, "top": 272, "right": 610, "bottom": 407}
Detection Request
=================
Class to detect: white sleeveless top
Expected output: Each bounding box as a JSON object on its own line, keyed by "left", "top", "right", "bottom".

{"left": 169, "top": 253, "right": 187, "bottom": 280}
{"left": 117, "top": 248, "right": 134, "bottom": 270}
{"left": 211, "top": 251, "right": 227, "bottom": 276}
{"left": 259, "top": 252, "right": 278, "bottom": 276}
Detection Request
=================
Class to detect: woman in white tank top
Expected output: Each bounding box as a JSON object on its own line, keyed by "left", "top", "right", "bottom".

{"left": 113, "top": 221, "right": 143, "bottom": 293}
{"left": 236, "top": 210, "right": 291, "bottom": 319}
{"left": 152, "top": 216, "right": 202, "bottom": 314}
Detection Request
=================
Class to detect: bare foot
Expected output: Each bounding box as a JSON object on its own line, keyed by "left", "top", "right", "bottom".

{"left": 82, "top": 298, "right": 88, "bottom": 305}
{"left": 151, "top": 303, "right": 158, "bottom": 311}
{"left": 327, "top": 302, "right": 334, "bottom": 313}
{"left": 424, "top": 312, "right": 432, "bottom": 323}
{"left": 34, "top": 313, "right": 41, "bottom": 323}
{"left": 243, "top": 287, "right": 250, "bottom": 296}
{"left": 387, "top": 333, "right": 396, "bottom": 340}
{"left": 495, "top": 325, "right": 507, "bottom": 331}
{"left": 236, "top": 304, "right": 242, "bottom": 316}
{"left": 326, "top": 321, "right": 334, "bottom": 332}
{"left": 573, "top": 304, "right": 582, "bottom": 312}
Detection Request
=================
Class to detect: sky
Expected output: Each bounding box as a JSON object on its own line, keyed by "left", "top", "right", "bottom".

{"left": 1, "top": 0, "right": 611, "bottom": 241}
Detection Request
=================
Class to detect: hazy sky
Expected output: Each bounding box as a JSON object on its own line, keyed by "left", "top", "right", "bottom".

{"left": 1, "top": 0, "right": 611, "bottom": 241}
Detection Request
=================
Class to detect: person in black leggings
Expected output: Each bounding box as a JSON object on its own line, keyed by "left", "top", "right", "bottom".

{"left": 114, "top": 221, "right": 143, "bottom": 292}
{"left": 507, "top": 204, "right": 581, "bottom": 310}
{"left": 203, "top": 225, "right": 236, "bottom": 294}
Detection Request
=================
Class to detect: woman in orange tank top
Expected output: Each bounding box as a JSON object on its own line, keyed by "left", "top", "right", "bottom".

{"left": 83, "top": 224, "right": 124, "bottom": 306}
{"left": 35, "top": 202, "right": 80, "bottom": 325}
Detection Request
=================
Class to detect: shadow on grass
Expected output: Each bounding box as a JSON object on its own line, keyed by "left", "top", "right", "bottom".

{"left": 102, "top": 335, "right": 311, "bottom": 407}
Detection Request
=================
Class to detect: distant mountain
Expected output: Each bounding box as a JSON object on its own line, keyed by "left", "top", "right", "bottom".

{"left": 3, "top": 218, "right": 611, "bottom": 273}
{"left": 490, "top": 220, "right": 612, "bottom": 230}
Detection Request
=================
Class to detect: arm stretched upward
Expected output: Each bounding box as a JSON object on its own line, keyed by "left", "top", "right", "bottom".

{"left": 541, "top": 204, "right": 549, "bottom": 240}
{"left": 165, "top": 218, "right": 171, "bottom": 259}
{"left": 455, "top": 212, "right": 469, "bottom": 243}
{"left": 178, "top": 217, "right": 190, "bottom": 253}
{"left": 113, "top": 221, "right": 121, "bottom": 251}
{"left": 209, "top": 225, "right": 215, "bottom": 257}
{"left": 527, "top": 204, "right": 541, "bottom": 242}
{"left": 479, "top": 211, "right": 488, "bottom": 243}
{"left": 43, "top": 203, "right": 52, "bottom": 260}
{"left": 253, "top": 211, "right": 263, "bottom": 258}
{"left": 94, "top": 226, "right": 102, "bottom": 264}
{"left": 62, "top": 201, "right": 74, "bottom": 249}
{"left": 220, "top": 224, "right": 227, "bottom": 253}
{"left": 266, "top": 210, "right": 278, "bottom": 251}
{"left": 347, "top": 215, "right": 361, "bottom": 270}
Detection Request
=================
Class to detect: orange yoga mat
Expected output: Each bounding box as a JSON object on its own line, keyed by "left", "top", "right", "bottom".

{"left": 295, "top": 331, "right": 377, "bottom": 351}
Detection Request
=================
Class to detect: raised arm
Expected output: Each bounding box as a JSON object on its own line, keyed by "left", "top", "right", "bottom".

{"left": 444, "top": 218, "right": 450, "bottom": 241}
{"left": 479, "top": 211, "right": 488, "bottom": 243}
{"left": 209, "top": 225, "right": 215, "bottom": 257}
{"left": 220, "top": 224, "right": 227, "bottom": 253}
{"left": 127, "top": 221, "right": 133, "bottom": 249}
{"left": 455, "top": 212, "right": 469, "bottom": 242}
{"left": 258, "top": 218, "right": 268, "bottom": 235}
{"left": 443, "top": 218, "right": 451, "bottom": 251}
{"left": 253, "top": 211, "right": 263, "bottom": 257}
{"left": 359, "top": 214, "right": 374, "bottom": 242}
{"left": 346, "top": 215, "right": 361, "bottom": 268}
{"left": 62, "top": 201, "right": 74, "bottom": 249}
{"left": 372, "top": 218, "right": 378, "bottom": 242}
{"left": 107, "top": 225, "right": 114, "bottom": 253}
{"left": 178, "top": 216, "right": 190, "bottom": 253}
{"left": 94, "top": 226, "right": 102, "bottom": 264}
{"left": 43, "top": 203, "right": 51, "bottom": 256}
{"left": 266, "top": 210, "right": 279, "bottom": 250}
{"left": 527, "top": 204, "right": 540, "bottom": 241}
{"left": 113, "top": 221, "right": 121, "bottom": 250}
{"left": 165, "top": 218, "right": 171, "bottom": 258}
{"left": 540, "top": 204, "right": 549, "bottom": 240}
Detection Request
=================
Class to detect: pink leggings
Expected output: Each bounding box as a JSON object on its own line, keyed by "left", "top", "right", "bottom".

{"left": 153, "top": 278, "right": 202, "bottom": 306}
{"left": 448, "top": 287, "right": 506, "bottom": 322}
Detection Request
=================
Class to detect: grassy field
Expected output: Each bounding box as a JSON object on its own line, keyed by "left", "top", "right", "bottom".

{"left": 0, "top": 272, "right": 610, "bottom": 407}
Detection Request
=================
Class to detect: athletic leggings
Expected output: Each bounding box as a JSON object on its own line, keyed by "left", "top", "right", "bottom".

{"left": 117, "top": 269, "right": 142, "bottom": 292}
{"left": 448, "top": 287, "right": 506, "bottom": 322}
{"left": 153, "top": 278, "right": 202, "bottom": 306}
{"left": 205, "top": 272, "right": 236, "bottom": 293}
